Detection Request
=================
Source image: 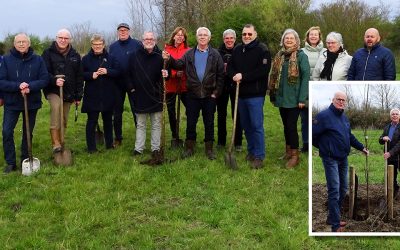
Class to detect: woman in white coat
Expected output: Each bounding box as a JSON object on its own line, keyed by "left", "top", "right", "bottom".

{"left": 312, "top": 32, "right": 352, "bottom": 81}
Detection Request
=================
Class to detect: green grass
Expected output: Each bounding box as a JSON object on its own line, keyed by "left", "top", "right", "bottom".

{"left": 0, "top": 99, "right": 399, "bottom": 248}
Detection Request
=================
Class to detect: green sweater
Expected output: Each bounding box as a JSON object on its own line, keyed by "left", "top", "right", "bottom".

{"left": 274, "top": 50, "right": 309, "bottom": 108}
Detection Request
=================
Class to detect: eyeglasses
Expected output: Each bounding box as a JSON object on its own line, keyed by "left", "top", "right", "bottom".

{"left": 57, "top": 37, "right": 70, "bottom": 41}
{"left": 242, "top": 33, "right": 253, "bottom": 37}
{"left": 92, "top": 43, "right": 104, "bottom": 46}
{"left": 335, "top": 98, "right": 346, "bottom": 103}
{"left": 391, "top": 113, "right": 399, "bottom": 116}
{"left": 143, "top": 38, "right": 154, "bottom": 41}
{"left": 15, "top": 40, "right": 28, "bottom": 45}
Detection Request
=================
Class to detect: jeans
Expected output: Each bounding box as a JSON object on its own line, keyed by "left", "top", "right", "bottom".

{"left": 186, "top": 96, "right": 216, "bottom": 142}
{"left": 300, "top": 107, "right": 308, "bottom": 145}
{"left": 216, "top": 87, "right": 243, "bottom": 147}
{"left": 166, "top": 92, "right": 187, "bottom": 139}
{"left": 279, "top": 107, "right": 300, "bottom": 149}
{"left": 238, "top": 97, "right": 265, "bottom": 159}
{"left": 134, "top": 112, "right": 162, "bottom": 152}
{"left": 322, "top": 157, "right": 348, "bottom": 232}
{"left": 86, "top": 111, "right": 113, "bottom": 151}
{"left": 2, "top": 108, "right": 38, "bottom": 166}
{"left": 113, "top": 84, "right": 136, "bottom": 141}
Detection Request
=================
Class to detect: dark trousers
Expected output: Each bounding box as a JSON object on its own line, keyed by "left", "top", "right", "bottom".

{"left": 166, "top": 92, "right": 187, "bottom": 139}
{"left": 113, "top": 84, "right": 136, "bottom": 141}
{"left": 2, "top": 108, "right": 38, "bottom": 166}
{"left": 186, "top": 96, "right": 216, "bottom": 142}
{"left": 216, "top": 88, "right": 243, "bottom": 146}
{"left": 279, "top": 107, "right": 300, "bottom": 149}
{"left": 86, "top": 111, "right": 113, "bottom": 151}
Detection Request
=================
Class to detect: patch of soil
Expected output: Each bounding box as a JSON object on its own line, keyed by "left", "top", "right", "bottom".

{"left": 312, "top": 184, "right": 400, "bottom": 232}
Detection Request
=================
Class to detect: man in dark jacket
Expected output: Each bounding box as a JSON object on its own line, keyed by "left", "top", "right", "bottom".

{"left": 379, "top": 108, "right": 400, "bottom": 197}
{"left": 216, "top": 29, "right": 243, "bottom": 151}
{"left": 347, "top": 28, "right": 396, "bottom": 80}
{"left": 0, "top": 33, "right": 48, "bottom": 173}
{"left": 228, "top": 24, "right": 271, "bottom": 169}
{"left": 163, "top": 27, "right": 224, "bottom": 160}
{"left": 109, "top": 23, "right": 142, "bottom": 147}
{"left": 312, "top": 91, "right": 369, "bottom": 232}
{"left": 127, "top": 31, "right": 164, "bottom": 165}
{"left": 42, "top": 28, "right": 84, "bottom": 154}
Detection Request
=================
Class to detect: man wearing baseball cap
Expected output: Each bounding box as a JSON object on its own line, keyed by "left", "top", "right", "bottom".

{"left": 109, "top": 23, "right": 142, "bottom": 147}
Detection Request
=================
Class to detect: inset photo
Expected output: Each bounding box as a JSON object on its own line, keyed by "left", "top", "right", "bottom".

{"left": 310, "top": 81, "right": 400, "bottom": 236}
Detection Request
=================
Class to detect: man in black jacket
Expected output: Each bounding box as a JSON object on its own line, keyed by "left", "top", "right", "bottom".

{"left": 42, "top": 28, "right": 84, "bottom": 153}
{"left": 228, "top": 24, "right": 271, "bottom": 169}
{"left": 163, "top": 27, "right": 224, "bottom": 160}
{"left": 379, "top": 108, "right": 400, "bottom": 197}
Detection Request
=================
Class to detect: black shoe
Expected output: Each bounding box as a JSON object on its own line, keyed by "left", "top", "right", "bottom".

{"left": 4, "top": 165, "right": 17, "bottom": 173}
{"left": 133, "top": 150, "right": 142, "bottom": 156}
{"left": 88, "top": 149, "right": 98, "bottom": 154}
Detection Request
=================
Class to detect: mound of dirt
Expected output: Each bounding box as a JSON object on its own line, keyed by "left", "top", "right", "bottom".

{"left": 312, "top": 184, "right": 400, "bottom": 232}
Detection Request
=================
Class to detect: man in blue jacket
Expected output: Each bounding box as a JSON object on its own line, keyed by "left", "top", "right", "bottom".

{"left": 347, "top": 28, "right": 396, "bottom": 80}
{"left": 0, "top": 33, "right": 48, "bottom": 173}
{"left": 109, "top": 23, "right": 142, "bottom": 147}
{"left": 312, "top": 92, "right": 369, "bottom": 232}
{"left": 312, "top": 91, "right": 369, "bottom": 232}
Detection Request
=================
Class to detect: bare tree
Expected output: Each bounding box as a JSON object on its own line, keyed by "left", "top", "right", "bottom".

{"left": 69, "top": 21, "right": 98, "bottom": 55}
{"left": 371, "top": 84, "right": 399, "bottom": 111}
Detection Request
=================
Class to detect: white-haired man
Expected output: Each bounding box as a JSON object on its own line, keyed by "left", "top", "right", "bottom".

{"left": 163, "top": 27, "right": 224, "bottom": 160}
{"left": 42, "top": 28, "right": 84, "bottom": 154}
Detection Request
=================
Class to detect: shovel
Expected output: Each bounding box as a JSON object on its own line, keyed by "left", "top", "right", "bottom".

{"left": 224, "top": 81, "right": 240, "bottom": 170}
{"left": 54, "top": 84, "right": 73, "bottom": 166}
{"left": 21, "top": 93, "right": 40, "bottom": 176}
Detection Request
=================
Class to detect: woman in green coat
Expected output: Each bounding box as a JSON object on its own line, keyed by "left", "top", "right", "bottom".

{"left": 269, "top": 28, "right": 309, "bottom": 169}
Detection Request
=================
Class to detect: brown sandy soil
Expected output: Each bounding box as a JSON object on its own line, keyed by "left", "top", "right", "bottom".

{"left": 312, "top": 184, "right": 400, "bottom": 232}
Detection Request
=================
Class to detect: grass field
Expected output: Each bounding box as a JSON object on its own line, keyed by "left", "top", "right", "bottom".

{"left": 1, "top": 97, "right": 400, "bottom": 248}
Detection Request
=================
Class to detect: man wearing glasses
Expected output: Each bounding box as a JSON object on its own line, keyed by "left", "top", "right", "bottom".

{"left": 42, "top": 28, "right": 84, "bottom": 154}
{"left": 109, "top": 23, "right": 142, "bottom": 147}
{"left": 227, "top": 24, "right": 271, "bottom": 169}
{"left": 379, "top": 108, "right": 400, "bottom": 198}
{"left": 127, "top": 32, "right": 165, "bottom": 165}
{"left": 312, "top": 91, "right": 369, "bottom": 232}
{"left": 0, "top": 33, "right": 48, "bottom": 173}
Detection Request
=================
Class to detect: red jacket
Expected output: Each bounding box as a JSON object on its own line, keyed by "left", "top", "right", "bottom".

{"left": 165, "top": 43, "right": 190, "bottom": 93}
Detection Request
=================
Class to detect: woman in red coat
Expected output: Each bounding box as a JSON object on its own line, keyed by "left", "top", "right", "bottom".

{"left": 164, "top": 27, "right": 190, "bottom": 147}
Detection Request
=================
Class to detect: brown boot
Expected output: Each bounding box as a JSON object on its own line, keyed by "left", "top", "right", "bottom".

{"left": 279, "top": 145, "right": 291, "bottom": 160}
{"left": 286, "top": 149, "right": 300, "bottom": 169}
{"left": 50, "top": 129, "right": 62, "bottom": 153}
{"left": 182, "top": 140, "right": 195, "bottom": 158}
{"left": 205, "top": 141, "right": 216, "bottom": 160}
{"left": 141, "top": 150, "right": 163, "bottom": 166}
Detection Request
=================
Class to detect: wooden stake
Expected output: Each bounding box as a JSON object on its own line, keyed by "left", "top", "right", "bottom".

{"left": 388, "top": 164, "right": 394, "bottom": 220}
{"left": 349, "top": 166, "right": 356, "bottom": 219}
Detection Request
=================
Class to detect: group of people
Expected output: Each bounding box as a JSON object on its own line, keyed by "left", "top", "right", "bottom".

{"left": 312, "top": 28, "right": 397, "bottom": 232}
{"left": 0, "top": 23, "right": 396, "bottom": 175}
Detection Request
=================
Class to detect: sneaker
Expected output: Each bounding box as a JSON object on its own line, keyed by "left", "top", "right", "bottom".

{"left": 4, "top": 165, "right": 17, "bottom": 173}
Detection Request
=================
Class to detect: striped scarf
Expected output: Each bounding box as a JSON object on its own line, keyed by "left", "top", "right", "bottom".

{"left": 269, "top": 47, "right": 299, "bottom": 90}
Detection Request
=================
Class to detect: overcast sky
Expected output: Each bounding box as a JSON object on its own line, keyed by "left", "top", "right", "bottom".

{"left": 0, "top": 0, "right": 398, "bottom": 41}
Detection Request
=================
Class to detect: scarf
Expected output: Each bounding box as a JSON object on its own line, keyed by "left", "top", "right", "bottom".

{"left": 269, "top": 47, "right": 299, "bottom": 90}
{"left": 320, "top": 47, "right": 343, "bottom": 80}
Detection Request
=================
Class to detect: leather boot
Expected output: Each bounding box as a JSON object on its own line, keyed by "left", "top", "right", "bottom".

{"left": 50, "top": 129, "right": 62, "bottom": 153}
{"left": 205, "top": 141, "right": 216, "bottom": 160}
{"left": 279, "top": 145, "right": 291, "bottom": 160}
{"left": 141, "top": 150, "right": 163, "bottom": 166}
{"left": 286, "top": 149, "right": 300, "bottom": 169}
{"left": 171, "top": 138, "right": 184, "bottom": 148}
{"left": 182, "top": 140, "right": 195, "bottom": 158}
